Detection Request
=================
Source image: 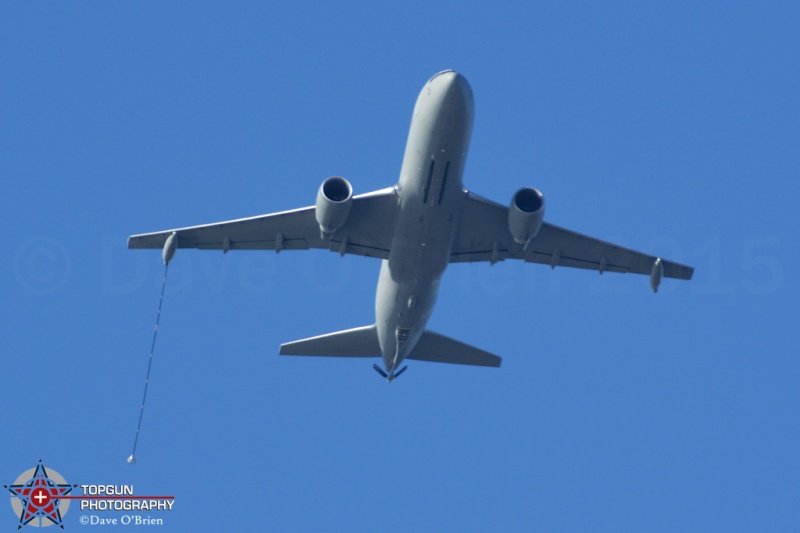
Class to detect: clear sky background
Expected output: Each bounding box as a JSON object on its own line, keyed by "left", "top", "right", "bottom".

{"left": 2, "top": 2, "right": 797, "bottom": 531}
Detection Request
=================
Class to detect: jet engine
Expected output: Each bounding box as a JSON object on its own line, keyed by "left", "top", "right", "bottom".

{"left": 315, "top": 176, "right": 353, "bottom": 239}
{"left": 508, "top": 187, "right": 545, "bottom": 248}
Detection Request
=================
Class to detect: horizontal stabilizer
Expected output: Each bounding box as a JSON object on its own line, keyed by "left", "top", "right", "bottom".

{"left": 408, "top": 331, "right": 501, "bottom": 368}
{"left": 279, "top": 325, "right": 380, "bottom": 358}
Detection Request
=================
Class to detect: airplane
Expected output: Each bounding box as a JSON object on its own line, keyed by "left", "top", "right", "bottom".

{"left": 128, "top": 70, "right": 694, "bottom": 382}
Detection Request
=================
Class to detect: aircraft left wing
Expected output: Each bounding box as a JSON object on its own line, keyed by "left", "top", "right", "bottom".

{"left": 450, "top": 192, "right": 694, "bottom": 280}
{"left": 128, "top": 187, "right": 399, "bottom": 259}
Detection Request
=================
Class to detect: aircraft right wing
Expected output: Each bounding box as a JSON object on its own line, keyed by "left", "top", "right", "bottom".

{"left": 450, "top": 192, "right": 694, "bottom": 280}
{"left": 128, "top": 187, "right": 399, "bottom": 260}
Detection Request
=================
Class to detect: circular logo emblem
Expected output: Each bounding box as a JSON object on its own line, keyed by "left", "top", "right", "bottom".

{"left": 5, "top": 462, "right": 76, "bottom": 528}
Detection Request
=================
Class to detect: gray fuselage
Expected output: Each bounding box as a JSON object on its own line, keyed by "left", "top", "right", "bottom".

{"left": 375, "top": 71, "right": 474, "bottom": 372}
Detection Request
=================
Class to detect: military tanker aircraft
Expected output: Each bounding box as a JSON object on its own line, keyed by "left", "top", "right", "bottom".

{"left": 129, "top": 70, "right": 694, "bottom": 382}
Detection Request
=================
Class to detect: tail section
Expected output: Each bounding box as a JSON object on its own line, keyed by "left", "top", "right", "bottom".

{"left": 279, "top": 325, "right": 501, "bottom": 373}
{"left": 279, "top": 325, "right": 381, "bottom": 358}
{"left": 373, "top": 363, "right": 407, "bottom": 382}
{"left": 407, "top": 330, "right": 501, "bottom": 368}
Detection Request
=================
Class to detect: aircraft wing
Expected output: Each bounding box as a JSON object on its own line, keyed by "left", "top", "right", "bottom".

{"left": 128, "top": 187, "right": 398, "bottom": 259}
{"left": 450, "top": 192, "right": 694, "bottom": 280}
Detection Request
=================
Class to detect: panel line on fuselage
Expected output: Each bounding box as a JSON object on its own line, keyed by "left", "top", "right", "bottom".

{"left": 423, "top": 160, "right": 435, "bottom": 204}
{"left": 437, "top": 161, "right": 450, "bottom": 205}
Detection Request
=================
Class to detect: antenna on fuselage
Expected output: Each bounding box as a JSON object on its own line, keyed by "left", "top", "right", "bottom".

{"left": 128, "top": 233, "right": 177, "bottom": 465}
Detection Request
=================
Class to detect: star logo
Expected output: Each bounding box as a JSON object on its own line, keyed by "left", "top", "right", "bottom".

{"left": 5, "top": 461, "right": 76, "bottom": 529}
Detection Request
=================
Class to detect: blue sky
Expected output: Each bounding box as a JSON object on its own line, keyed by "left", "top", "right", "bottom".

{"left": 2, "top": 2, "right": 797, "bottom": 531}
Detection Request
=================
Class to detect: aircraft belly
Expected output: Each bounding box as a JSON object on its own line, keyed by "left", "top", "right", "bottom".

{"left": 375, "top": 260, "right": 438, "bottom": 368}
{"left": 376, "top": 182, "right": 463, "bottom": 366}
{"left": 390, "top": 141, "right": 468, "bottom": 279}
{"left": 373, "top": 70, "right": 475, "bottom": 370}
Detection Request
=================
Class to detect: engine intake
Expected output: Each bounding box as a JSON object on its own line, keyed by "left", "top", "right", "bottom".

{"left": 508, "top": 187, "right": 545, "bottom": 248}
{"left": 315, "top": 176, "right": 353, "bottom": 239}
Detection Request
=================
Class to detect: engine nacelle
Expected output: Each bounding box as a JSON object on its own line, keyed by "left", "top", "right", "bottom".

{"left": 508, "top": 187, "right": 545, "bottom": 248}
{"left": 315, "top": 176, "right": 353, "bottom": 239}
